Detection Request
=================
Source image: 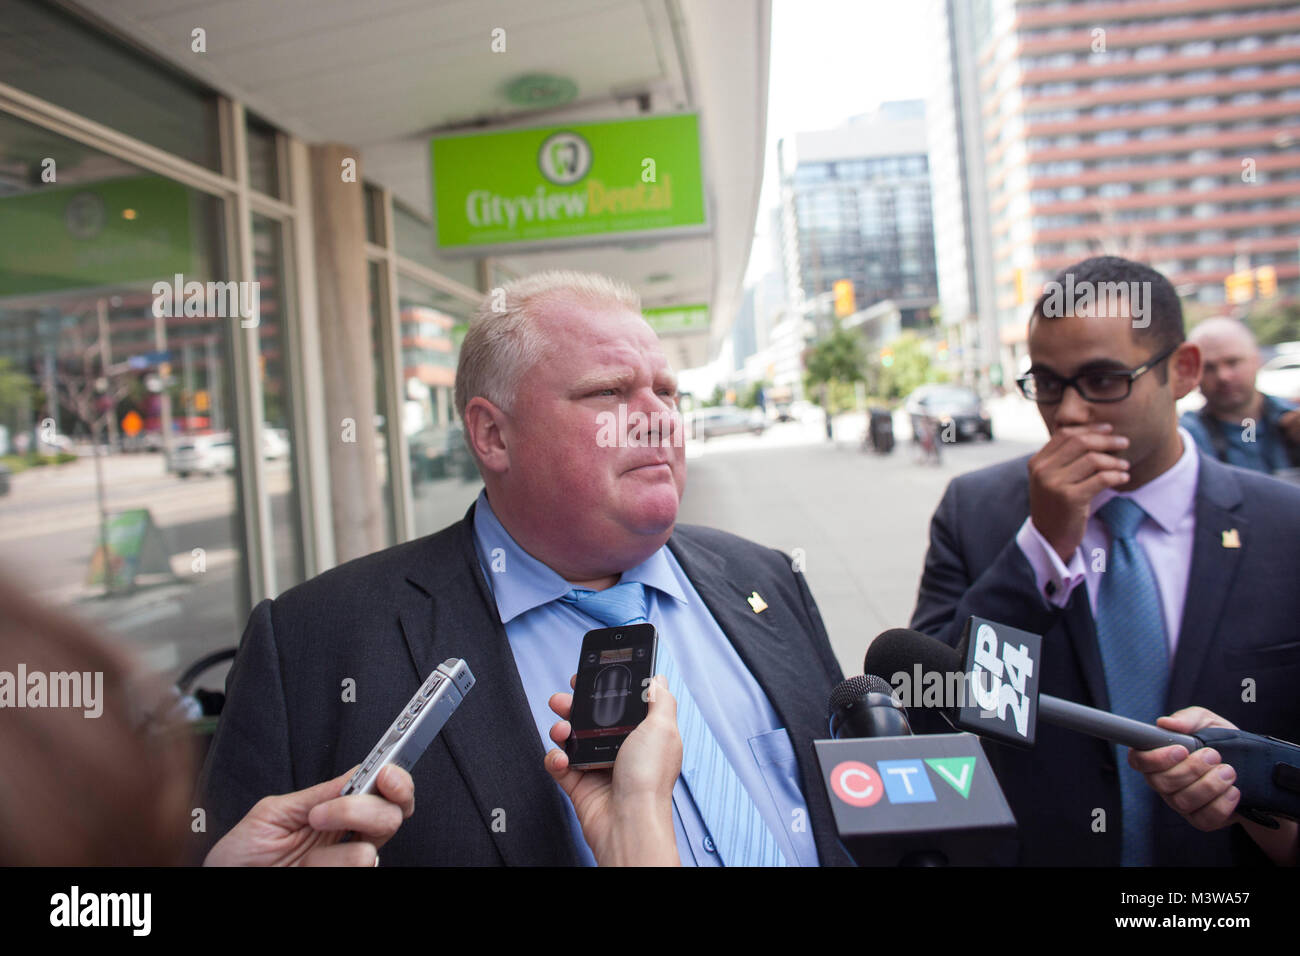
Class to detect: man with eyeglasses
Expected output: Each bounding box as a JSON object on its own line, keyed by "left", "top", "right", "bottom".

{"left": 910, "top": 256, "right": 1300, "bottom": 867}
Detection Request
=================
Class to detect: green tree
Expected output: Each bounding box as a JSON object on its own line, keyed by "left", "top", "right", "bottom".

{"left": 737, "top": 380, "right": 768, "bottom": 410}
{"left": 1245, "top": 301, "right": 1300, "bottom": 347}
{"left": 0, "top": 358, "right": 35, "bottom": 432}
{"left": 804, "top": 322, "right": 864, "bottom": 414}
{"left": 873, "top": 332, "right": 947, "bottom": 400}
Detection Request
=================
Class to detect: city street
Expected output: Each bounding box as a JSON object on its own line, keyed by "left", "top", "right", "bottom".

{"left": 679, "top": 401, "right": 1045, "bottom": 675}
{"left": 0, "top": 400, "right": 1048, "bottom": 686}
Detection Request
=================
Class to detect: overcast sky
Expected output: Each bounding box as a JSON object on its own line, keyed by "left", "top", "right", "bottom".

{"left": 748, "top": 0, "right": 937, "bottom": 282}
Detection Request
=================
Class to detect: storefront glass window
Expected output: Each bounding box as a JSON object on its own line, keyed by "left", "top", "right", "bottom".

{"left": 397, "top": 274, "right": 479, "bottom": 536}
{"left": 0, "top": 0, "right": 222, "bottom": 170}
{"left": 367, "top": 260, "right": 396, "bottom": 546}
{"left": 251, "top": 214, "right": 304, "bottom": 590}
{"left": 0, "top": 113, "right": 245, "bottom": 678}
{"left": 246, "top": 117, "right": 280, "bottom": 199}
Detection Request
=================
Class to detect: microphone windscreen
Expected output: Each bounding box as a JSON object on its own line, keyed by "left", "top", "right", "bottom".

{"left": 828, "top": 674, "right": 894, "bottom": 714}
{"left": 864, "top": 628, "right": 963, "bottom": 682}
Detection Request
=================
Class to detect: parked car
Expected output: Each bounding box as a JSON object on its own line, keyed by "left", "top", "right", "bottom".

{"left": 410, "top": 423, "right": 477, "bottom": 485}
{"left": 261, "top": 426, "right": 291, "bottom": 461}
{"left": 904, "top": 384, "right": 993, "bottom": 442}
{"left": 170, "top": 433, "right": 236, "bottom": 478}
{"left": 690, "top": 406, "right": 767, "bottom": 440}
{"left": 1257, "top": 345, "right": 1300, "bottom": 403}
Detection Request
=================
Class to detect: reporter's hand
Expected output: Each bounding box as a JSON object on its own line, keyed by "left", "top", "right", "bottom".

{"left": 1128, "top": 707, "right": 1298, "bottom": 866}
{"left": 1128, "top": 707, "right": 1239, "bottom": 831}
{"left": 544, "top": 674, "right": 681, "bottom": 866}
{"left": 203, "top": 764, "right": 414, "bottom": 867}
{"left": 1027, "top": 423, "right": 1130, "bottom": 561}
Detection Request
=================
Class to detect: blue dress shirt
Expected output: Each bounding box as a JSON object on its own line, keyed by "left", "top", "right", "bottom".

{"left": 470, "top": 489, "right": 819, "bottom": 866}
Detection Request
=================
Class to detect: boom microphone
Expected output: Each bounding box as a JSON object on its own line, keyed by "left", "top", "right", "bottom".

{"left": 864, "top": 623, "right": 1300, "bottom": 824}
{"left": 865, "top": 627, "right": 1196, "bottom": 750}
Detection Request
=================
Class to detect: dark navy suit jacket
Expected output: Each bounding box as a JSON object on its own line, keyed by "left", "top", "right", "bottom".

{"left": 910, "top": 451, "right": 1300, "bottom": 866}
{"left": 197, "top": 505, "right": 852, "bottom": 865}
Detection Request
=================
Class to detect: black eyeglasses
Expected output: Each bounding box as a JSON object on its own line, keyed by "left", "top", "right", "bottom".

{"left": 1016, "top": 343, "right": 1179, "bottom": 405}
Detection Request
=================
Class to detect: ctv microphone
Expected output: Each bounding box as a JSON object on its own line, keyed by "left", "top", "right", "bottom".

{"left": 817, "top": 674, "right": 1016, "bottom": 865}
{"left": 828, "top": 675, "right": 911, "bottom": 739}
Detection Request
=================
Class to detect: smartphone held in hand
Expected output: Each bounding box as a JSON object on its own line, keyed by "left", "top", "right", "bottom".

{"left": 565, "top": 625, "right": 659, "bottom": 770}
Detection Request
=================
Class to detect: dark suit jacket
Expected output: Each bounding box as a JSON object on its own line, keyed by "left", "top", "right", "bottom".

{"left": 910, "top": 451, "right": 1300, "bottom": 866}
{"left": 196, "top": 504, "right": 852, "bottom": 866}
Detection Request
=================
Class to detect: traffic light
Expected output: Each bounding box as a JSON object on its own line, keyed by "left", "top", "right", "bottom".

{"left": 1224, "top": 270, "right": 1254, "bottom": 304}
{"left": 880, "top": 347, "right": 894, "bottom": 368}
{"left": 833, "top": 279, "right": 855, "bottom": 318}
{"left": 1256, "top": 266, "right": 1277, "bottom": 298}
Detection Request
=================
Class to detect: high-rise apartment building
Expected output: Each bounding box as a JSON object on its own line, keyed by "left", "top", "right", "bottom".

{"left": 928, "top": 0, "right": 1000, "bottom": 389}
{"left": 943, "top": 0, "right": 1300, "bottom": 376}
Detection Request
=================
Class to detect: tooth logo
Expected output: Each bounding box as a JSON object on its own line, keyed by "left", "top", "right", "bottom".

{"left": 538, "top": 131, "right": 592, "bottom": 186}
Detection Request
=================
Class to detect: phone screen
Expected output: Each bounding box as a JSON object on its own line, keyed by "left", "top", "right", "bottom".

{"left": 565, "top": 623, "right": 658, "bottom": 769}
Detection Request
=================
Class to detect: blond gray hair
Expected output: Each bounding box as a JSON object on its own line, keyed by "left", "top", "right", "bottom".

{"left": 454, "top": 270, "right": 642, "bottom": 419}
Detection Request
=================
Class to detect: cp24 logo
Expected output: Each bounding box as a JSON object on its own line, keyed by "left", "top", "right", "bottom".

{"left": 970, "top": 623, "right": 1034, "bottom": 737}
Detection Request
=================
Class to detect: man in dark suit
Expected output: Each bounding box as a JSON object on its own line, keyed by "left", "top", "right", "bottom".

{"left": 910, "top": 256, "right": 1300, "bottom": 866}
{"left": 198, "top": 270, "right": 849, "bottom": 866}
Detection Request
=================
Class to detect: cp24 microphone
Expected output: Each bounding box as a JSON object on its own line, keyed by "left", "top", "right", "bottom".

{"left": 863, "top": 622, "right": 1300, "bottom": 825}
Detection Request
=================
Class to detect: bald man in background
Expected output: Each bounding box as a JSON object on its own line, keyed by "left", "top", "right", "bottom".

{"left": 1181, "top": 318, "right": 1300, "bottom": 476}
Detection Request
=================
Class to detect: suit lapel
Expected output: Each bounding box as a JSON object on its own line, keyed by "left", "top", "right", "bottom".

{"left": 1167, "top": 458, "right": 1246, "bottom": 709}
{"left": 1062, "top": 587, "right": 1110, "bottom": 710}
{"left": 398, "top": 505, "right": 578, "bottom": 865}
{"left": 667, "top": 530, "right": 803, "bottom": 736}
{"left": 668, "top": 529, "right": 851, "bottom": 865}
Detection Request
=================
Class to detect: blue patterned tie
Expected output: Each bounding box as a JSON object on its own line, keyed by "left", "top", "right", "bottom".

{"left": 1093, "top": 497, "right": 1169, "bottom": 867}
{"left": 561, "top": 582, "right": 788, "bottom": 866}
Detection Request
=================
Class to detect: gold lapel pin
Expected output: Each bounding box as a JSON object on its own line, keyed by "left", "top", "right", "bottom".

{"left": 747, "top": 591, "right": 768, "bottom": 613}
{"left": 1221, "top": 528, "right": 1241, "bottom": 549}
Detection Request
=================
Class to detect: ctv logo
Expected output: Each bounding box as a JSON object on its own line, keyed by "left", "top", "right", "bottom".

{"left": 829, "top": 757, "right": 975, "bottom": 808}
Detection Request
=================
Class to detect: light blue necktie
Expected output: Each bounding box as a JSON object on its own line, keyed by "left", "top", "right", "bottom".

{"left": 561, "top": 582, "right": 789, "bottom": 866}
{"left": 1093, "top": 496, "right": 1169, "bottom": 867}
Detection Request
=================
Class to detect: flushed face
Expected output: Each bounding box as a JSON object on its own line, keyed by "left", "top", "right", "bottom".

{"left": 494, "top": 297, "right": 686, "bottom": 576}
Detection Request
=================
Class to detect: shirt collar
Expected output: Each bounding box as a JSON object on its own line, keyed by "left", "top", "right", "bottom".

{"left": 471, "top": 488, "right": 687, "bottom": 624}
{"left": 1090, "top": 426, "right": 1200, "bottom": 534}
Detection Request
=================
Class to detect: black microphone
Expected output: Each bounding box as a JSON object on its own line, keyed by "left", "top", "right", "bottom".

{"left": 828, "top": 675, "right": 912, "bottom": 740}
{"left": 866, "top": 627, "right": 1197, "bottom": 749}
{"left": 864, "top": 624, "right": 1300, "bottom": 824}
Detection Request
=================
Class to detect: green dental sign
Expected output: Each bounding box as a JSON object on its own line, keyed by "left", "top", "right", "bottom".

{"left": 643, "top": 303, "right": 709, "bottom": 335}
{"left": 431, "top": 113, "right": 707, "bottom": 251}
